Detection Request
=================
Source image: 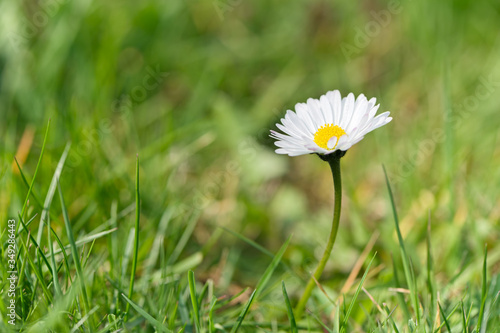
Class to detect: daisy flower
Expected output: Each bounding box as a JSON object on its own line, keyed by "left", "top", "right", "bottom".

{"left": 270, "top": 90, "right": 392, "bottom": 157}
{"left": 273, "top": 90, "right": 393, "bottom": 315}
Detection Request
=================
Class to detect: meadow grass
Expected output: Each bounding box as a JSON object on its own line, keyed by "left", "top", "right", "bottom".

{"left": 1, "top": 0, "right": 500, "bottom": 331}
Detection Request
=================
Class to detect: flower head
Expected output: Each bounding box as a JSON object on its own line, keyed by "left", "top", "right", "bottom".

{"left": 270, "top": 90, "right": 392, "bottom": 156}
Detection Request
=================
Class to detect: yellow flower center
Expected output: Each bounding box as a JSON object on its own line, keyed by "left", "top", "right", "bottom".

{"left": 313, "top": 124, "right": 346, "bottom": 150}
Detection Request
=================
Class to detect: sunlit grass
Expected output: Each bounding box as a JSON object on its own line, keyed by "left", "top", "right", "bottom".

{"left": 1, "top": 0, "right": 500, "bottom": 331}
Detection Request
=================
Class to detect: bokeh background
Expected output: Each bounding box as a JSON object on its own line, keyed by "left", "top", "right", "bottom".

{"left": 1, "top": 0, "right": 500, "bottom": 329}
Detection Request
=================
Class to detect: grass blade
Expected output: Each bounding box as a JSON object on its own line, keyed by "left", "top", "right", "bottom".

{"left": 437, "top": 302, "right": 453, "bottom": 332}
{"left": 465, "top": 301, "right": 473, "bottom": 330}
{"left": 426, "top": 212, "right": 437, "bottom": 330}
{"left": 13, "top": 153, "right": 67, "bottom": 240}
{"left": 16, "top": 119, "right": 51, "bottom": 234}
{"left": 121, "top": 294, "right": 173, "bottom": 333}
{"left": 307, "top": 309, "right": 334, "bottom": 333}
{"left": 383, "top": 304, "right": 400, "bottom": 333}
{"left": 477, "top": 244, "right": 488, "bottom": 332}
{"left": 282, "top": 281, "right": 298, "bottom": 333}
{"left": 126, "top": 154, "right": 141, "bottom": 318}
{"left": 208, "top": 296, "right": 217, "bottom": 333}
{"left": 167, "top": 210, "right": 201, "bottom": 266}
{"left": 228, "top": 236, "right": 291, "bottom": 333}
{"left": 383, "top": 166, "right": 420, "bottom": 324}
{"left": 230, "top": 290, "right": 257, "bottom": 333}
{"left": 48, "top": 228, "right": 118, "bottom": 256}
{"left": 17, "top": 213, "right": 53, "bottom": 278}
{"left": 16, "top": 225, "right": 53, "bottom": 304}
{"left": 461, "top": 300, "right": 468, "bottom": 333}
{"left": 188, "top": 270, "right": 201, "bottom": 331}
{"left": 70, "top": 306, "right": 100, "bottom": 333}
{"left": 221, "top": 226, "right": 297, "bottom": 277}
{"left": 58, "top": 180, "right": 93, "bottom": 332}
{"left": 40, "top": 143, "right": 71, "bottom": 287}
{"left": 341, "top": 252, "right": 376, "bottom": 332}
{"left": 334, "top": 300, "right": 340, "bottom": 333}
{"left": 391, "top": 255, "right": 411, "bottom": 321}
{"left": 38, "top": 141, "right": 71, "bottom": 244}
{"left": 255, "top": 235, "right": 292, "bottom": 300}
{"left": 47, "top": 215, "right": 62, "bottom": 296}
{"left": 221, "top": 226, "right": 277, "bottom": 261}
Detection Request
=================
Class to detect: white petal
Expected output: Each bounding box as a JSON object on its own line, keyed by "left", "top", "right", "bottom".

{"left": 367, "top": 97, "right": 377, "bottom": 109}
{"left": 270, "top": 131, "right": 305, "bottom": 144}
{"left": 276, "top": 123, "right": 301, "bottom": 139}
{"left": 319, "top": 95, "right": 334, "bottom": 124}
{"left": 326, "top": 90, "right": 342, "bottom": 124}
{"left": 274, "top": 140, "right": 303, "bottom": 149}
{"left": 276, "top": 148, "right": 311, "bottom": 156}
{"left": 342, "top": 94, "right": 367, "bottom": 130}
{"left": 307, "top": 98, "right": 326, "bottom": 128}
{"left": 360, "top": 111, "right": 391, "bottom": 134}
{"left": 341, "top": 93, "right": 355, "bottom": 125}
{"left": 303, "top": 138, "right": 325, "bottom": 153}
{"left": 327, "top": 136, "right": 338, "bottom": 149}
{"left": 349, "top": 136, "right": 365, "bottom": 146}
{"left": 284, "top": 111, "right": 310, "bottom": 138}
{"left": 368, "top": 104, "right": 380, "bottom": 119}
{"left": 295, "top": 103, "right": 316, "bottom": 134}
{"left": 336, "top": 135, "right": 349, "bottom": 149}
{"left": 351, "top": 112, "right": 391, "bottom": 142}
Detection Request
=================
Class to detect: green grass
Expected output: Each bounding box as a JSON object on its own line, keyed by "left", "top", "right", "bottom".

{"left": 1, "top": 0, "right": 500, "bottom": 331}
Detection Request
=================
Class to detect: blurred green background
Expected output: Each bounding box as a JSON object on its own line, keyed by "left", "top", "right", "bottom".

{"left": 1, "top": 0, "right": 500, "bottom": 329}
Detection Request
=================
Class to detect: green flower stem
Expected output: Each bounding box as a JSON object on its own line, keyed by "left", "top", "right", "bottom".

{"left": 295, "top": 154, "right": 342, "bottom": 317}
